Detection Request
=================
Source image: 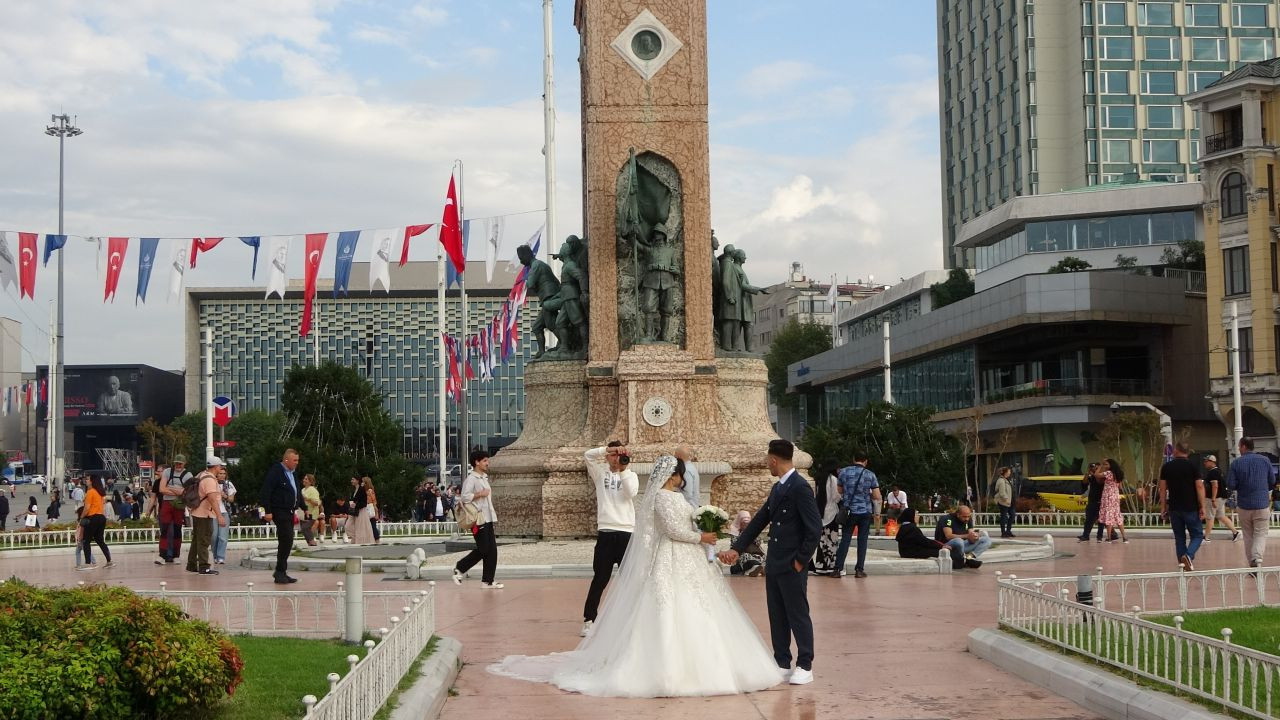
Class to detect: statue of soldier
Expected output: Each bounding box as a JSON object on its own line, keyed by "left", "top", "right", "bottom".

{"left": 638, "top": 223, "right": 681, "bottom": 342}
{"left": 518, "top": 244, "right": 563, "bottom": 359}
{"left": 718, "top": 245, "right": 767, "bottom": 352}
{"left": 710, "top": 230, "right": 722, "bottom": 346}
{"left": 551, "top": 235, "right": 589, "bottom": 354}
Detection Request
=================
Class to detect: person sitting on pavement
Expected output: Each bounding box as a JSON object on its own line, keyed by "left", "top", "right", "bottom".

{"left": 895, "top": 508, "right": 968, "bottom": 569}
{"left": 934, "top": 504, "right": 990, "bottom": 567}
{"left": 726, "top": 510, "right": 765, "bottom": 576}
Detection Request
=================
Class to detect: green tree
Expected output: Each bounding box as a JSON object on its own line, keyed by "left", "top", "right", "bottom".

{"left": 1114, "top": 253, "right": 1147, "bottom": 275}
{"left": 1159, "top": 238, "right": 1205, "bottom": 270}
{"left": 763, "top": 319, "right": 831, "bottom": 408}
{"left": 169, "top": 411, "right": 208, "bottom": 466}
{"left": 233, "top": 363, "right": 420, "bottom": 520}
{"left": 1047, "top": 257, "right": 1092, "bottom": 273}
{"left": 929, "top": 268, "right": 975, "bottom": 309}
{"left": 136, "top": 417, "right": 165, "bottom": 462}
{"left": 224, "top": 408, "right": 284, "bottom": 462}
{"left": 799, "top": 401, "right": 964, "bottom": 501}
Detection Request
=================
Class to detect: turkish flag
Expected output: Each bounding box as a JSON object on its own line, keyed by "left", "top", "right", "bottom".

{"left": 104, "top": 237, "right": 129, "bottom": 302}
{"left": 400, "top": 224, "right": 432, "bottom": 267}
{"left": 300, "top": 232, "right": 327, "bottom": 336}
{"left": 189, "top": 237, "right": 223, "bottom": 268}
{"left": 18, "top": 233, "right": 36, "bottom": 298}
{"left": 439, "top": 174, "right": 465, "bottom": 272}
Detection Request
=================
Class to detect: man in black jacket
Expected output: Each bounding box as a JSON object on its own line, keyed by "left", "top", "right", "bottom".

{"left": 261, "top": 448, "right": 302, "bottom": 584}
{"left": 895, "top": 509, "right": 965, "bottom": 568}
{"left": 1077, "top": 463, "right": 1107, "bottom": 542}
{"left": 720, "top": 439, "right": 822, "bottom": 686}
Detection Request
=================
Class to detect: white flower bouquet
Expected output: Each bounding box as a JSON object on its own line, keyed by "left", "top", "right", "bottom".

{"left": 692, "top": 504, "right": 730, "bottom": 562}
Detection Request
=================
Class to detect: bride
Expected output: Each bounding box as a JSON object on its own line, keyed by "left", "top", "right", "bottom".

{"left": 488, "top": 455, "right": 783, "bottom": 697}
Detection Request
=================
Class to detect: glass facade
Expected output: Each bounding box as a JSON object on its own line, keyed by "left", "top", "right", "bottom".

{"left": 822, "top": 347, "right": 976, "bottom": 417}
{"left": 196, "top": 293, "right": 540, "bottom": 459}
{"left": 974, "top": 209, "right": 1196, "bottom": 271}
{"left": 846, "top": 297, "right": 923, "bottom": 342}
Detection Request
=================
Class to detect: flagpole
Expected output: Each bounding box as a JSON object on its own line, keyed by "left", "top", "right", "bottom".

{"left": 46, "top": 113, "right": 80, "bottom": 485}
{"left": 437, "top": 228, "right": 448, "bottom": 489}
{"left": 45, "top": 301, "right": 55, "bottom": 479}
{"left": 204, "top": 327, "right": 214, "bottom": 461}
{"left": 542, "top": 0, "right": 558, "bottom": 267}
{"left": 456, "top": 159, "right": 470, "bottom": 460}
{"left": 830, "top": 273, "right": 838, "bottom": 349}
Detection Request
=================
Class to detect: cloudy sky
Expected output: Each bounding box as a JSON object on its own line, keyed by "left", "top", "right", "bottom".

{"left": 0, "top": 0, "right": 941, "bottom": 371}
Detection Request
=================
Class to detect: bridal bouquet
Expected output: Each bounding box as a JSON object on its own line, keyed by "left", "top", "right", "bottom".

{"left": 693, "top": 505, "right": 731, "bottom": 562}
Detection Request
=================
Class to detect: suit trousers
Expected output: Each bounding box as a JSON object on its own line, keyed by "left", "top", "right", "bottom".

{"left": 272, "top": 512, "right": 295, "bottom": 577}
{"left": 583, "top": 530, "right": 631, "bottom": 621}
{"left": 765, "top": 568, "right": 814, "bottom": 671}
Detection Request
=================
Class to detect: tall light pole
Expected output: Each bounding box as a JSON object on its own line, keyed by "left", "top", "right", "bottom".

{"left": 45, "top": 114, "right": 81, "bottom": 483}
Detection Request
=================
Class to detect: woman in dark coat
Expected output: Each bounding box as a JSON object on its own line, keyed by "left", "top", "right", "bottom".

{"left": 895, "top": 508, "right": 965, "bottom": 569}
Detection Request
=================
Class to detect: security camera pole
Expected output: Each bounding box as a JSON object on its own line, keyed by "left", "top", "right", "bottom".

{"left": 45, "top": 114, "right": 82, "bottom": 484}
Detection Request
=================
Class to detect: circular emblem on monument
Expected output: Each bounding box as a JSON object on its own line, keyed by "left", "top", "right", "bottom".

{"left": 642, "top": 396, "right": 673, "bottom": 427}
{"left": 631, "top": 29, "right": 663, "bottom": 61}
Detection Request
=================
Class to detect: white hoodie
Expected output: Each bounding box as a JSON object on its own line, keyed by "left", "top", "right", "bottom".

{"left": 584, "top": 446, "right": 640, "bottom": 532}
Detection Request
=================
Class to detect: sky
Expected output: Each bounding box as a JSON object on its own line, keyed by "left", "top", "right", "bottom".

{"left": 0, "top": 0, "right": 942, "bottom": 372}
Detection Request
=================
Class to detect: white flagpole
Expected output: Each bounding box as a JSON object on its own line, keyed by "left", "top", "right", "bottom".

{"left": 438, "top": 229, "right": 448, "bottom": 488}
{"left": 457, "top": 159, "right": 470, "bottom": 460}
{"left": 543, "top": 0, "right": 558, "bottom": 267}
{"left": 204, "top": 327, "right": 214, "bottom": 461}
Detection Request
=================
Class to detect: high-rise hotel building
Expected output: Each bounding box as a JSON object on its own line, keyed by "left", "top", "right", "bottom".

{"left": 938, "top": 0, "right": 1280, "bottom": 266}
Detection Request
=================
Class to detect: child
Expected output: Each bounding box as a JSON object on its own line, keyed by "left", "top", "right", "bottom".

{"left": 74, "top": 506, "right": 89, "bottom": 570}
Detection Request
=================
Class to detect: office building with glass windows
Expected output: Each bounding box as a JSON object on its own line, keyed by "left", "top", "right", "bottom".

{"left": 789, "top": 183, "right": 1220, "bottom": 481}
{"left": 185, "top": 261, "right": 540, "bottom": 460}
{"left": 939, "top": 0, "right": 1280, "bottom": 267}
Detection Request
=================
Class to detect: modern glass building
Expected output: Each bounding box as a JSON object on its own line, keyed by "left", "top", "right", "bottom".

{"left": 185, "top": 261, "right": 540, "bottom": 460}
{"left": 938, "top": 0, "right": 1280, "bottom": 267}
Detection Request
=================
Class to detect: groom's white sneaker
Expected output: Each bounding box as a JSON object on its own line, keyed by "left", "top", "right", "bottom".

{"left": 788, "top": 667, "right": 814, "bottom": 685}
{"left": 580, "top": 621, "right": 593, "bottom": 637}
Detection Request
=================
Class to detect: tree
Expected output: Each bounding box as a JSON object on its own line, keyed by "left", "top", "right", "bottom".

{"left": 1097, "top": 412, "right": 1162, "bottom": 513}
{"left": 799, "top": 402, "right": 965, "bottom": 502}
{"left": 929, "top": 268, "right": 975, "bottom": 309}
{"left": 233, "top": 363, "right": 421, "bottom": 520}
{"left": 136, "top": 417, "right": 165, "bottom": 462}
{"left": 169, "top": 411, "right": 208, "bottom": 466}
{"left": 763, "top": 319, "right": 831, "bottom": 408}
{"left": 1047, "top": 257, "right": 1092, "bottom": 273}
{"left": 224, "top": 409, "right": 284, "bottom": 462}
{"left": 1159, "top": 239, "right": 1205, "bottom": 270}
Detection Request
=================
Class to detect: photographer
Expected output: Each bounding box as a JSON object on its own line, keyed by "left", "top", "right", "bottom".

{"left": 579, "top": 441, "right": 639, "bottom": 638}
{"left": 1076, "top": 462, "right": 1107, "bottom": 543}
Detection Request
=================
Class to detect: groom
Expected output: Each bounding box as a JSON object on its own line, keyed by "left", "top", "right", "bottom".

{"left": 719, "top": 439, "right": 822, "bottom": 685}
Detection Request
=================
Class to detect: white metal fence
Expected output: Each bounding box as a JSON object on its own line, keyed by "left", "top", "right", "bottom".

{"left": 0, "top": 520, "right": 454, "bottom": 550}
{"left": 302, "top": 586, "right": 437, "bottom": 720}
{"left": 918, "top": 511, "right": 1280, "bottom": 529}
{"left": 997, "top": 567, "right": 1280, "bottom": 718}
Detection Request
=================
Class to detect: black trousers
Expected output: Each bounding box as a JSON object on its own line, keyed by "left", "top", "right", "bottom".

{"left": 82, "top": 514, "right": 111, "bottom": 564}
{"left": 456, "top": 521, "right": 497, "bottom": 584}
{"left": 998, "top": 505, "right": 1016, "bottom": 535}
{"left": 272, "top": 512, "right": 294, "bottom": 577}
{"left": 764, "top": 568, "right": 814, "bottom": 671}
{"left": 583, "top": 530, "right": 631, "bottom": 621}
{"left": 1080, "top": 501, "right": 1106, "bottom": 540}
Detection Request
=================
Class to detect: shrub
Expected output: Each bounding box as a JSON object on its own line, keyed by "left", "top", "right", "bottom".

{"left": 0, "top": 580, "right": 243, "bottom": 719}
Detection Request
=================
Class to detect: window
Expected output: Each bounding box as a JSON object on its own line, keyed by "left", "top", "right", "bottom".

{"left": 1102, "top": 36, "right": 1134, "bottom": 59}
{"left": 1149, "top": 173, "right": 1186, "bottom": 182}
{"left": 1142, "top": 71, "right": 1177, "bottom": 94}
{"left": 1096, "top": 1, "right": 1125, "bottom": 24}
{"left": 1190, "top": 71, "right": 1223, "bottom": 92}
{"left": 1233, "top": 3, "right": 1268, "bottom": 27}
{"left": 1239, "top": 38, "right": 1275, "bottom": 63}
{"left": 1104, "top": 139, "right": 1132, "bottom": 162}
{"left": 1147, "top": 105, "right": 1183, "bottom": 129}
{"left": 1145, "top": 36, "right": 1181, "bottom": 60}
{"left": 1139, "top": 2, "right": 1174, "bottom": 26}
{"left": 1185, "top": 3, "right": 1221, "bottom": 26}
{"left": 1224, "top": 246, "right": 1250, "bottom": 296}
{"left": 1087, "top": 139, "right": 1098, "bottom": 162}
{"left": 1228, "top": 327, "right": 1254, "bottom": 374}
{"left": 1085, "top": 72, "right": 1095, "bottom": 93}
{"left": 1221, "top": 171, "right": 1247, "bottom": 218}
{"left": 1103, "top": 105, "right": 1136, "bottom": 128}
{"left": 1191, "top": 140, "right": 1201, "bottom": 163}
{"left": 1143, "top": 139, "right": 1179, "bottom": 163}
{"left": 1191, "top": 37, "right": 1228, "bottom": 61}
{"left": 1100, "top": 70, "right": 1130, "bottom": 93}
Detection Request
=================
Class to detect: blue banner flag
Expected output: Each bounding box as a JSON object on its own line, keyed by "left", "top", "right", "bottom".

{"left": 136, "top": 238, "right": 159, "bottom": 304}
{"left": 333, "top": 230, "right": 360, "bottom": 297}
{"left": 447, "top": 220, "right": 472, "bottom": 289}
{"left": 239, "top": 236, "right": 261, "bottom": 279}
{"left": 42, "top": 234, "right": 67, "bottom": 266}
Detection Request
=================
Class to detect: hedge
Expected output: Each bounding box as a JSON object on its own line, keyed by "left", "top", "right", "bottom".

{"left": 0, "top": 580, "right": 243, "bottom": 719}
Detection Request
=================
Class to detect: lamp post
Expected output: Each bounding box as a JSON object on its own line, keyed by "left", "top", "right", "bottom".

{"left": 45, "top": 114, "right": 81, "bottom": 484}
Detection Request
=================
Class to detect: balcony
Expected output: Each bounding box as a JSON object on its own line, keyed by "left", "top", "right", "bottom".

{"left": 981, "top": 378, "right": 1155, "bottom": 405}
{"left": 1204, "top": 127, "right": 1243, "bottom": 155}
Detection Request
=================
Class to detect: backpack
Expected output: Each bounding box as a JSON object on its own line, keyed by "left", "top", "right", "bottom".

{"left": 180, "top": 471, "right": 202, "bottom": 509}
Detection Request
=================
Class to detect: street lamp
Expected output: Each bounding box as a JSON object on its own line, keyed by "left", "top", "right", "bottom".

{"left": 45, "top": 114, "right": 81, "bottom": 483}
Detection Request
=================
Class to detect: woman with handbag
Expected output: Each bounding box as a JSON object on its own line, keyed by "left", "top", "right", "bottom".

{"left": 346, "top": 476, "right": 376, "bottom": 544}
{"left": 808, "top": 464, "right": 843, "bottom": 576}
{"left": 363, "top": 477, "right": 382, "bottom": 543}
{"left": 453, "top": 450, "right": 502, "bottom": 589}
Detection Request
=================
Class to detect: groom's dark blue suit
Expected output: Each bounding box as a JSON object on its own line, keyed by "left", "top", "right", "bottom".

{"left": 731, "top": 469, "right": 822, "bottom": 671}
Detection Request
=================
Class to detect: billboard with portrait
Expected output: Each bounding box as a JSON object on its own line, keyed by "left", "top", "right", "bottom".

{"left": 62, "top": 368, "right": 141, "bottom": 421}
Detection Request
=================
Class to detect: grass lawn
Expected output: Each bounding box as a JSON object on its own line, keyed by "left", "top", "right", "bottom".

{"left": 1149, "top": 606, "right": 1280, "bottom": 656}
{"left": 218, "top": 636, "right": 361, "bottom": 720}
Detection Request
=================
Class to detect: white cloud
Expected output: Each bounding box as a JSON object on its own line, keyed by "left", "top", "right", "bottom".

{"left": 739, "top": 60, "right": 826, "bottom": 97}
{"left": 410, "top": 1, "right": 449, "bottom": 26}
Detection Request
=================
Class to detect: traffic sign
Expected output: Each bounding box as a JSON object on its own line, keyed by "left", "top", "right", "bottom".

{"left": 212, "top": 396, "right": 237, "bottom": 427}
{"left": 214, "top": 440, "right": 237, "bottom": 449}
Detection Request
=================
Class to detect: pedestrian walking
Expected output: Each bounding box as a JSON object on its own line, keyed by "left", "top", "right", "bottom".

{"left": 261, "top": 449, "right": 303, "bottom": 584}
{"left": 1159, "top": 442, "right": 1205, "bottom": 571}
{"left": 1226, "top": 437, "right": 1278, "bottom": 569}
{"left": 79, "top": 477, "right": 114, "bottom": 570}
{"left": 154, "top": 458, "right": 190, "bottom": 565}
{"left": 1200, "top": 454, "right": 1240, "bottom": 543}
{"left": 453, "top": 450, "right": 502, "bottom": 589}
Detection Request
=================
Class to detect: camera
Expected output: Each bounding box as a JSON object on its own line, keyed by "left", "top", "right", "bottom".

{"left": 619, "top": 454, "right": 631, "bottom": 466}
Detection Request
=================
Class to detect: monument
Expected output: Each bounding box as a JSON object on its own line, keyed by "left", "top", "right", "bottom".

{"left": 489, "top": 0, "right": 790, "bottom": 537}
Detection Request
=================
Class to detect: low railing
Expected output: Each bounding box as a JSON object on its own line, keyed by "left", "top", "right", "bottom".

{"left": 981, "top": 377, "right": 1155, "bottom": 404}
{"left": 1163, "top": 267, "right": 1207, "bottom": 294}
{"left": 302, "top": 585, "right": 437, "bottom": 720}
{"left": 135, "top": 581, "right": 429, "bottom": 638}
{"left": 917, "top": 510, "right": 1280, "bottom": 529}
{"left": 997, "top": 569, "right": 1280, "bottom": 718}
{"left": 1205, "top": 127, "right": 1244, "bottom": 155}
{"left": 0, "top": 520, "right": 454, "bottom": 550}
{"left": 1000, "top": 566, "right": 1280, "bottom": 615}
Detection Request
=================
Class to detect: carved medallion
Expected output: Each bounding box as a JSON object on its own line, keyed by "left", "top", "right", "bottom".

{"left": 642, "top": 396, "right": 673, "bottom": 427}
{"left": 611, "top": 9, "right": 684, "bottom": 81}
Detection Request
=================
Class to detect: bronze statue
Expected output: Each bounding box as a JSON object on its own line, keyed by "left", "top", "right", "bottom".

{"left": 550, "top": 235, "right": 589, "bottom": 356}
{"left": 717, "top": 245, "right": 767, "bottom": 353}
{"left": 710, "top": 230, "right": 722, "bottom": 346}
{"left": 615, "top": 149, "right": 685, "bottom": 348}
{"left": 638, "top": 223, "right": 681, "bottom": 342}
{"left": 518, "top": 244, "right": 563, "bottom": 359}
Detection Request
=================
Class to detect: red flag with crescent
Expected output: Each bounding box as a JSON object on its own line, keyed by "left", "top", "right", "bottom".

{"left": 17, "top": 232, "right": 36, "bottom": 298}
{"left": 400, "top": 224, "right": 433, "bottom": 267}
{"left": 189, "top": 237, "right": 223, "bottom": 268}
{"left": 439, "top": 174, "right": 465, "bottom": 272}
{"left": 104, "top": 236, "right": 129, "bottom": 302}
{"left": 300, "top": 233, "right": 327, "bottom": 336}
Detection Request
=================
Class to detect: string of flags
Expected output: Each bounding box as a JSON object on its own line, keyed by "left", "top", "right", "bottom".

{"left": 0, "top": 379, "right": 45, "bottom": 417}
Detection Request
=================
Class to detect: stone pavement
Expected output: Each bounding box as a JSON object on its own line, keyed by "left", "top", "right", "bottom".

{"left": 3, "top": 533, "right": 1276, "bottom": 719}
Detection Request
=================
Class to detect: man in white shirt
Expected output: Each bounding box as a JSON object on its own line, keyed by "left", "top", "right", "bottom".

{"left": 886, "top": 486, "right": 908, "bottom": 520}
{"left": 581, "top": 441, "right": 639, "bottom": 637}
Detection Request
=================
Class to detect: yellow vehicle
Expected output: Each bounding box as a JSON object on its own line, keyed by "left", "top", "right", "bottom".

{"left": 1023, "top": 475, "right": 1093, "bottom": 512}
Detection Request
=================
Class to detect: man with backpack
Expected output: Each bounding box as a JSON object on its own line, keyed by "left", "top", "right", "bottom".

{"left": 833, "top": 452, "right": 880, "bottom": 579}
{"left": 186, "top": 458, "right": 227, "bottom": 575}
{"left": 155, "top": 456, "right": 191, "bottom": 565}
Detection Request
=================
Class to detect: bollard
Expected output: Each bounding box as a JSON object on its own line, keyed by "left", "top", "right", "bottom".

{"left": 937, "top": 548, "right": 952, "bottom": 573}
{"left": 344, "top": 557, "right": 363, "bottom": 644}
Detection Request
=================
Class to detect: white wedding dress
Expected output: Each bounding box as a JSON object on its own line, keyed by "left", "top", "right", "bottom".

{"left": 488, "top": 456, "right": 784, "bottom": 697}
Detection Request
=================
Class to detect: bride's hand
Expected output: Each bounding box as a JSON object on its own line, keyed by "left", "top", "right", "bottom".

{"left": 699, "top": 531, "right": 718, "bottom": 545}
{"left": 717, "top": 550, "right": 739, "bottom": 565}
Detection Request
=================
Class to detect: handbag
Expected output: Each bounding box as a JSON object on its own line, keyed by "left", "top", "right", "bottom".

{"left": 456, "top": 501, "right": 481, "bottom": 532}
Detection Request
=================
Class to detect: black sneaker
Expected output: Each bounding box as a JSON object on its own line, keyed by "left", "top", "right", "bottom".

{"left": 965, "top": 558, "right": 983, "bottom": 569}
{"left": 199, "top": 568, "right": 219, "bottom": 575}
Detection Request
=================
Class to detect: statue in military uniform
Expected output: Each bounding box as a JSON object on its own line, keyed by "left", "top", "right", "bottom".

{"left": 551, "top": 235, "right": 589, "bottom": 356}
{"left": 638, "top": 223, "right": 681, "bottom": 342}
{"left": 518, "top": 244, "right": 563, "bottom": 359}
